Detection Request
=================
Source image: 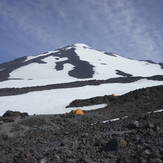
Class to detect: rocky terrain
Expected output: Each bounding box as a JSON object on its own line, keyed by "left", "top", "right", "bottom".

{"left": 0, "top": 85, "right": 162, "bottom": 163}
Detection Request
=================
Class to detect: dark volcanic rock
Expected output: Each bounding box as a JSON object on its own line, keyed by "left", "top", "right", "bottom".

{"left": 54, "top": 48, "right": 94, "bottom": 79}
{"left": 3, "top": 110, "right": 28, "bottom": 118}
{"left": 101, "top": 138, "right": 119, "bottom": 151}
{"left": 13, "top": 152, "right": 37, "bottom": 163}
{"left": 2, "top": 110, "right": 28, "bottom": 122}
{"left": 67, "top": 95, "right": 116, "bottom": 107}
{"left": 0, "top": 56, "right": 27, "bottom": 81}
{"left": 0, "top": 85, "right": 162, "bottom": 162}
{"left": 116, "top": 70, "right": 133, "bottom": 77}
{"left": 159, "top": 63, "right": 163, "bottom": 69}
{"left": 104, "top": 52, "right": 116, "bottom": 57}
{"left": 128, "top": 120, "right": 140, "bottom": 129}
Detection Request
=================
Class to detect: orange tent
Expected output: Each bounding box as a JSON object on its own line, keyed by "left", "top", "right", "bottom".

{"left": 73, "top": 108, "right": 86, "bottom": 115}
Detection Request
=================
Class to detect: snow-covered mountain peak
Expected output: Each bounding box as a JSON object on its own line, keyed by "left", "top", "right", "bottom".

{"left": 72, "top": 43, "right": 90, "bottom": 48}
{"left": 0, "top": 43, "right": 163, "bottom": 87}
{"left": 0, "top": 43, "right": 163, "bottom": 115}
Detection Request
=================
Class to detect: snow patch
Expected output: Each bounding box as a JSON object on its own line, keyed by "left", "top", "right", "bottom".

{"left": 148, "top": 109, "right": 163, "bottom": 114}
{"left": 73, "top": 43, "right": 90, "bottom": 48}
{"left": 74, "top": 47, "right": 163, "bottom": 80}
{"left": 9, "top": 56, "right": 75, "bottom": 81}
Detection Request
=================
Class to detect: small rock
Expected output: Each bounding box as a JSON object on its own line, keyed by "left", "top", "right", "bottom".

{"left": 3, "top": 110, "right": 21, "bottom": 118}
{"left": 135, "top": 135, "right": 141, "bottom": 141}
{"left": 1, "top": 134, "right": 8, "bottom": 141}
{"left": 148, "top": 122, "right": 155, "bottom": 128}
{"left": 76, "top": 158, "right": 92, "bottom": 163}
{"left": 21, "top": 112, "right": 29, "bottom": 118}
{"left": 128, "top": 120, "right": 140, "bottom": 129}
{"left": 101, "top": 137, "right": 127, "bottom": 152}
{"left": 118, "top": 138, "right": 128, "bottom": 148}
{"left": 144, "top": 149, "right": 151, "bottom": 156}
{"left": 40, "top": 158, "right": 47, "bottom": 163}
{"left": 0, "top": 120, "right": 3, "bottom": 125}
{"left": 81, "top": 133, "right": 89, "bottom": 138}
{"left": 104, "top": 159, "right": 116, "bottom": 163}
{"left": 65, "top": 159, "right": 76, "bottom": 163}
{"left": 155, "top": 126, "right": 160, "bottom": 131}
{"left": 117, "top": 156, "right": 130, "bottom": 163}
{"left": 149, "top": 158, "right": 162, "bottom": 163}
{"left": 138, "top": 158, "right": 146, "bottom": 163}
{"left": 102, "top": 139, "right": 118, "bottom": 151}
{"left": 13, "top": 152, "right": 35, "bottom": 163}
{"left": 2, "top": 117, "right": 15, "bottom": 122}
{"left": 54, "top": 154, "right": 60, "bottom": 160}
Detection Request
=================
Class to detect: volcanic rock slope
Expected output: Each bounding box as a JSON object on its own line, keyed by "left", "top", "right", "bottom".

{"left": 0, "top": 43, "right": 163, "bottom": 115}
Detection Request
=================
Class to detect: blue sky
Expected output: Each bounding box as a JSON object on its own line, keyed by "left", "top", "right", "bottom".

{"left": 0, "top": 0, "right": 163, "bottom": 63}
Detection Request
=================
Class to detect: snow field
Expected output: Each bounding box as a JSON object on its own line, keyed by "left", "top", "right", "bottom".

{"left": 0, "top": 79, "right": 163, "bottom": 115}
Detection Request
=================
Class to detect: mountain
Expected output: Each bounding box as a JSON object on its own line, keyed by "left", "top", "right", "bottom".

{"left": 0, "top": 43, "right": 163, "bottom": 86}
{"left": 0, "top": 43, "right": 163, "bottom": 115}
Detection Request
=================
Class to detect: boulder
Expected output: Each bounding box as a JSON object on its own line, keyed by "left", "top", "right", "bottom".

{"left": 2, "top": 110, "right": 28, "bottom": 122}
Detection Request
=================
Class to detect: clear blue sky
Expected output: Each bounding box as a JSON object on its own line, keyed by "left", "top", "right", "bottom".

{"left": 0, "top": 0, "right": 163, "bottom": 63}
